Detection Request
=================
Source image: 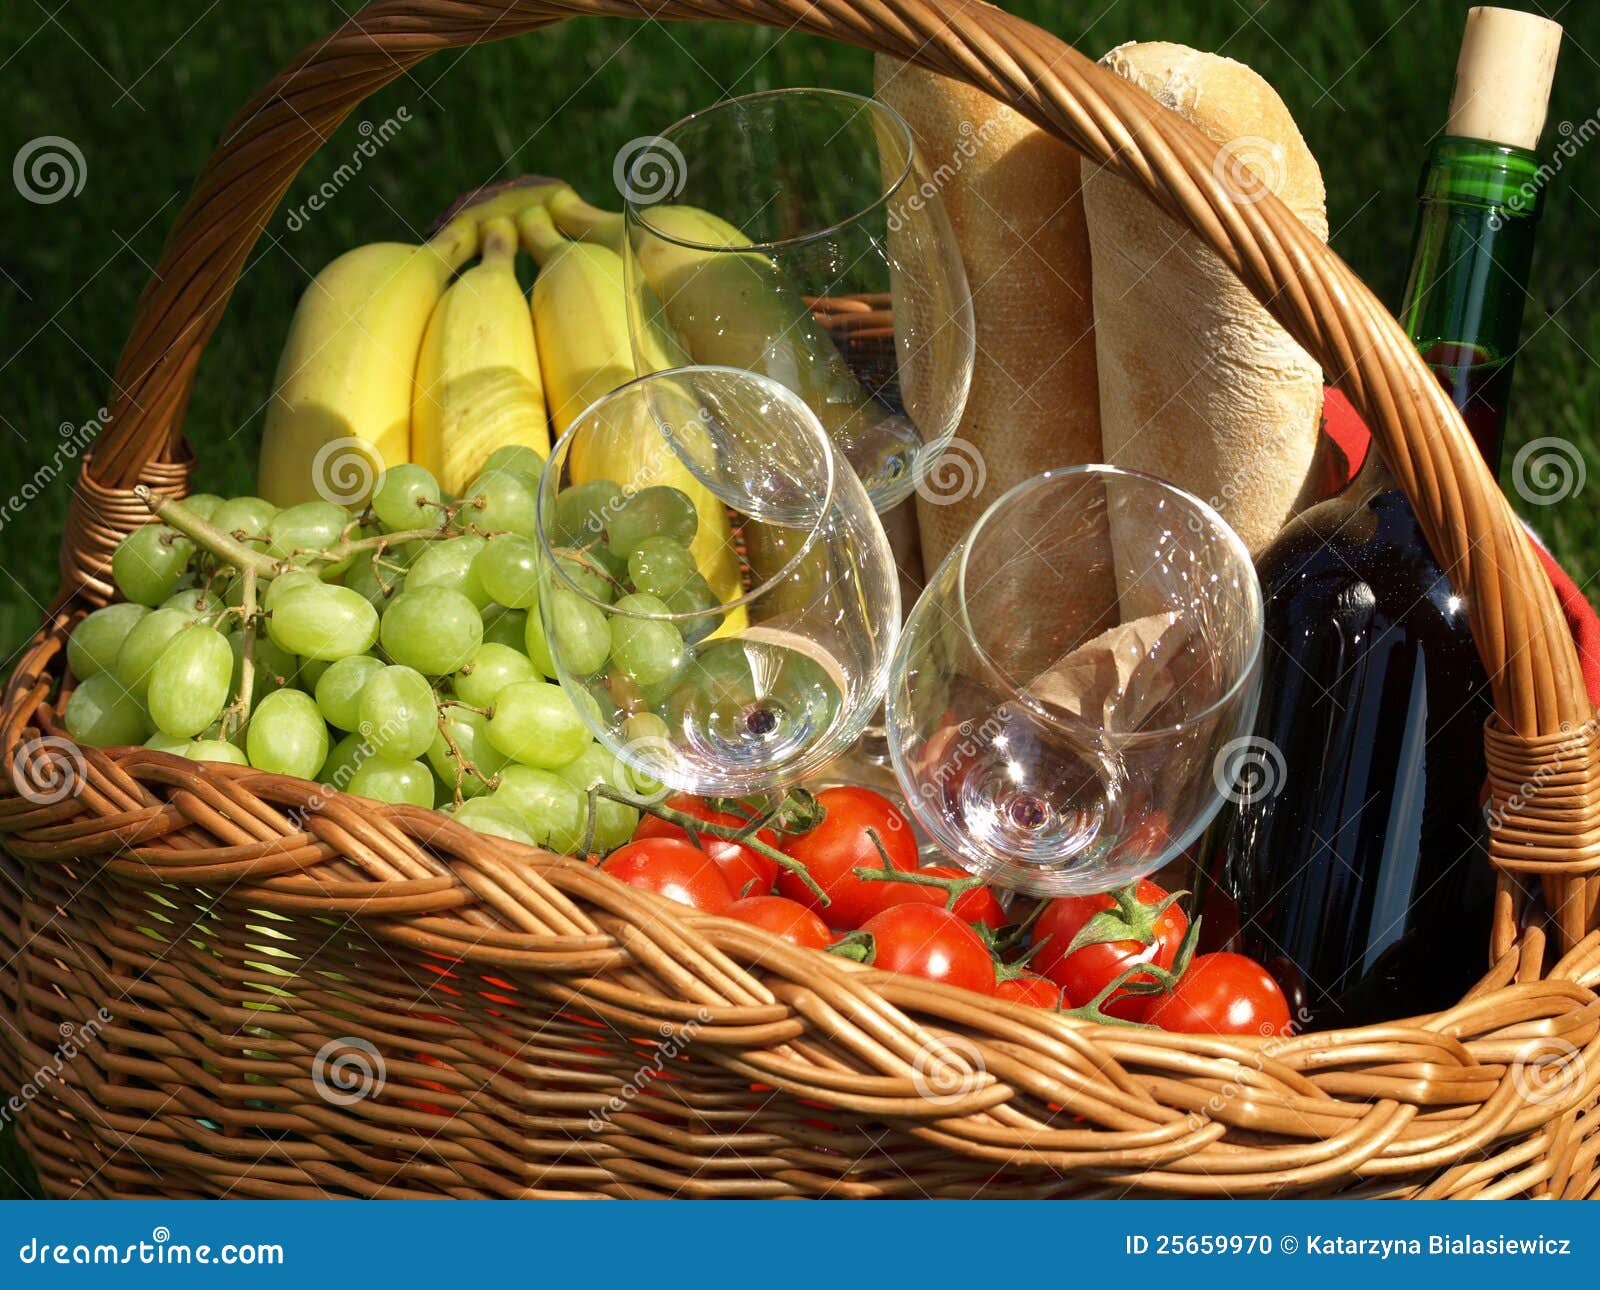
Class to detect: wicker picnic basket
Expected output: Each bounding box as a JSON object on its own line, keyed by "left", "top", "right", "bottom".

{"left": 2, "top": 0, "right": 1599, "bottom": 1200}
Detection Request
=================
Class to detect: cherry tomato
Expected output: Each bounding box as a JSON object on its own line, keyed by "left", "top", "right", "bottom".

{"left": 994, "top": 974, "right": 1062, "bottom": 1008}
{"left": 634, "top": 795, "right": 780, "bottom": 897}
{"left": 777, "top": 786, "right": 920, "bottom": 928}
{"left": 725, "top": 895, "right": 832, "bottom": 950}
{"left": 1144, "top": 952, "right": 1292, "bottom": 1037}
{"left": 600, "top": 838, "right": 735, "bottom": 913}
{"left": 861, "top": 904, "right": 995, "bottom": 994}
{"left": 1030, "top": 880, "right": 1188, "bottom": 1020}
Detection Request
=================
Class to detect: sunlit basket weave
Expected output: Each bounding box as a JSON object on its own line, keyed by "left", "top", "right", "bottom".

{"left": 4, "top": 0, "right": 1600, "bottom": 1200}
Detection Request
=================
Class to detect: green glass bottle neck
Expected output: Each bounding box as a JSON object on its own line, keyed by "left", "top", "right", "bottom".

{"left": 1396, "top": 135, "right": 1544, "bottom": 476}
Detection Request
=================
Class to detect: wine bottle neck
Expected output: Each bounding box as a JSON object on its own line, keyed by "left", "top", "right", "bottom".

{"left": 1398, "top": 136, "right": 1544, "bottom": 476}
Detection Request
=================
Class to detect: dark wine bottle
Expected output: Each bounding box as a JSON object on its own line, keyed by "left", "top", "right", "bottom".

{"left": 1197, "top": 7, "right": 1561, "bottom": 1028}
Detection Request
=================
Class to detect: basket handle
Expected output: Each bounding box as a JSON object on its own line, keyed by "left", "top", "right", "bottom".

{"left": 73, "top": 0, "right": 1588, "bottom": 737}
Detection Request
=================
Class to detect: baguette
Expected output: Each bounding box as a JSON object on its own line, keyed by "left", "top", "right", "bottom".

{"left": 1082, "top": 42, "right": 1328, "bottom": 555}
{"left": 875, "top": 55, "right": 1100, "bottom": 575}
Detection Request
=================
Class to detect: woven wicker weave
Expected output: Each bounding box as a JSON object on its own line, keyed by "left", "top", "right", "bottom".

{"left": 3, "top": 0, "right": 1599, "bottom": 1199}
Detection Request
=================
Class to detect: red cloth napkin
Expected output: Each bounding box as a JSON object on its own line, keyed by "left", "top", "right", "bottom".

{"left": 1320, "top": 387, "right": 1600, "bottom": 705}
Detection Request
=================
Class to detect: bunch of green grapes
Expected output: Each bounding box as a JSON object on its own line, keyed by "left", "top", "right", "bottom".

{"left": 60, "top": 447, "right": 643, "bottom": 855}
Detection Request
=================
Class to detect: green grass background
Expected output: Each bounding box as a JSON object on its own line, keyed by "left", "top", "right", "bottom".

{"left": 1, "top": 0, "right": 1596, "bottom": 1198}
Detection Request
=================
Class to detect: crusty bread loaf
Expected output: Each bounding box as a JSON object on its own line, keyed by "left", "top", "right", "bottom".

{"left": 1083, "top": 42, "right": 1328, "bottom": 554}
{"left": 874, "top": 55, "right": 1101, "bottom": 575}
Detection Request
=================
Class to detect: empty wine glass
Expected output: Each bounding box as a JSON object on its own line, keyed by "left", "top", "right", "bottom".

{"left": 535, "top": 366, "right": 899, "bottom": 796}
{"left": 887, "top": 467, "right": 1263, "bottom": 895}
{"left": 615, "top": 87, "right": 974, "bottom": 512}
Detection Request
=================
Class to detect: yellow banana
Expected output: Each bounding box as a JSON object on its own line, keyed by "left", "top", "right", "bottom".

{"left": 257, "top": 216, "right": 477, "bottom": 507}
{"left": 412, "top": 216, "right": 548, "bottom": 493}
{"left": 549, "top": 190, "right": 889, "bottom": 461}
{"left": 520, "top": 205, "right": 746, "bottom": 626}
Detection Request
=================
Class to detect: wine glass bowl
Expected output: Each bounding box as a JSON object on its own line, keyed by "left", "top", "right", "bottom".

{"left": 619, "top": 87, "right": 973, "bottom": 511}
{"left": 887, "top": 466, "right": 1263, "bottom": 895}
{"left": 535, "top": 366, "right": 899, "bottom": 797}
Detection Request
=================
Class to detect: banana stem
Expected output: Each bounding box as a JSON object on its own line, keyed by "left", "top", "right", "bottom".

{"left": 426, "top": 212, "right": 481, "bottom": 273}
{"left": 549, "top": 189, "right": 625, "bottom": 249}
{"left": 517, "top": 204, "right": 570, "bottom": 267}
{"left": 478, "top": 216, "right": 519, "bottom": 267}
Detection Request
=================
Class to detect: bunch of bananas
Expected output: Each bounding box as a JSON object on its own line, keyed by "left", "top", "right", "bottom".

{"left": 256, "top": 180, "right": 756, "bottom": 607}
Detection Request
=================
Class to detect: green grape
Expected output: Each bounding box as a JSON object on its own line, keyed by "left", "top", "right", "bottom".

{"left": 524, "top": 601, "right": 555, "bottom": 676}
{"left": 68, "top": 602, "right": 150, "bottom": 679}
{"left": 245, "top": 689, "right": 330, "bottom": 779}
{"left": 266, "top": 583, "right": 380, "bottom": 661}
{"left": 297, "top": 656, "right": 331, "bottom": 690}
{"left": 261, "top": 569, "right": 320, "bottom": 611}
{"left": 161, "top": 586, "right": 226, "bottom": 620}
{"left": 268, "top": 500, "right": 353, "bottom": 572}
{"left": 448, "top": 798, "right": 536, "bottom": 846}
{"left": 209, "top": 496, "right": 279, "bottom": 550}
{"left": 318, "top": 731, "right": 371, "bottom": 789}
{"left": 482, "top": 444, "right": 545, "bottom": 479}
{"left": 557, "top": 743, "right": 639, "bottom": 853}
{"left": 144, "top": 730, "right": 191, "bottom": 754}
{"left": 453, "top": 642, "right": 537, "bottom": 708}
{"left": 481, "top": 605, "right": 528, "bottom": 650}
{"left": 64, "top": 671, "right": 150, "bottom": 747}
{"left": 552, "top": 479, "right": 622, "bottom": 547}
{"left": 187, "top": 739, "right": 248, "bottom": 766}
{"left": 665, "top": 572, "right": 724, "bottom": 644}
{"left": 492, "top": 765, "right": 584, "bottom": 853}
{"left": 372, "top": 464, "right": 442, "bottom": 533}
{"left": 427, "top": 706, "right": 509, "bottom": 799}
{"left": 314, "top": 654, "right": 386, "bottom": 730}
{"left": 146, "top": 624, "right": 233, "bottom": 738}
{"left": 405, "top": 534, "right": 490, "bottom": 608}
{"left": 460, "top": 468, "right": 539, "bottom": 537}
{"left": 379, "top": 587, "right": 483, "bottom": 675}
{"left": 475, "top": 533, "right": 540, "bottom": 608}
{"left": 346, "top": 756, "right": 434, "bottom": 807}
{"left": 606, "top": 486, "right": 698, "bottom": 557}
{"left": 112, "top": 524, "right": 196, "bottom": 606}
{"left": 627, "top": 537, "right": 697, "bottom": 600}
{"left": 228, "top": 627, "right": 297, "bottom": 706}
{"left": 485, "top": 680, "right": 590, "bottom": 769}
{"left": 182, "top": 493, "right": 224, "bottom": 522}
{"left": 551, "top": 547, "right": 616, "bottom": 603}
{"left": 356, "top": 665, "right": 437, "bottom": 762}
{"left": 537, "top": 585, "right": 611, "bottom": 678}
{"left": 609, "top": 593, "right": 684, "bottom": 687}
{"left": 340, "top": 556, "right": 395, "bottom": 611}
